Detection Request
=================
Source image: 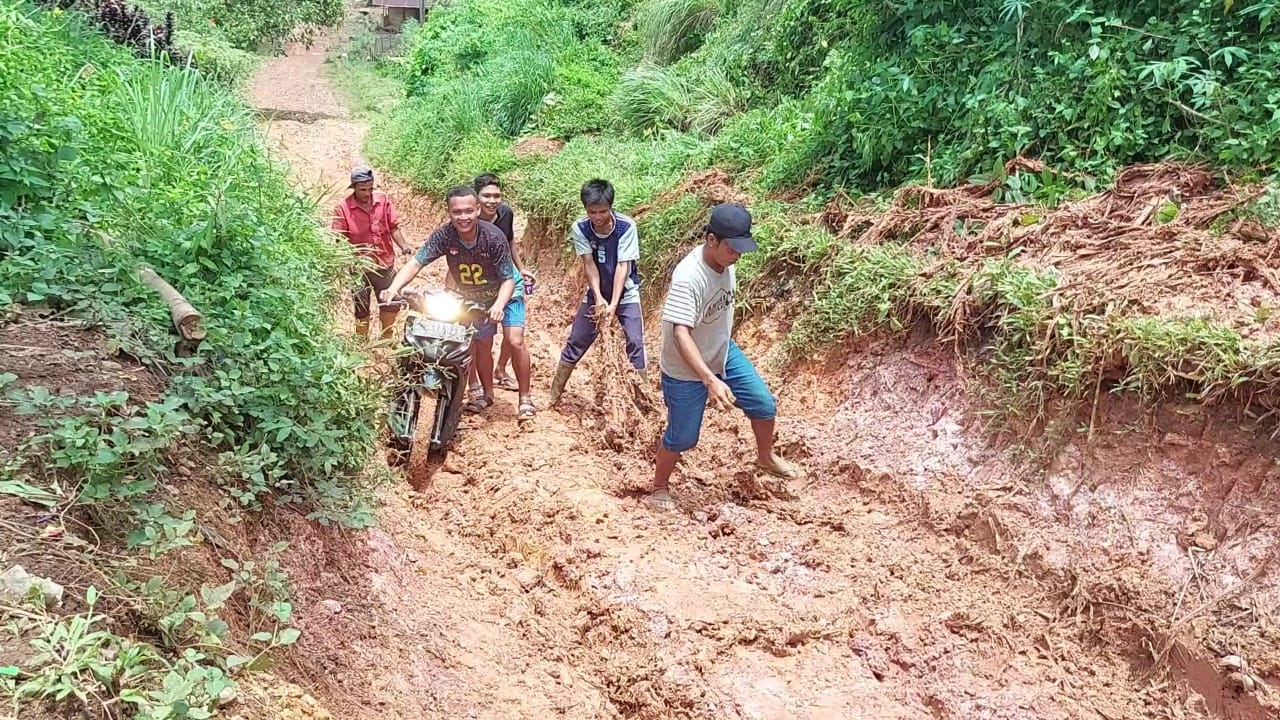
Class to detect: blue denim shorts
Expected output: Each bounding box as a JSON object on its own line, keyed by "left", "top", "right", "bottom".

{"left": 660, "top": 340, "right": 776, "bottom": 453}
{"left": 471, "top": 295, "right": 526, "bottom": 341}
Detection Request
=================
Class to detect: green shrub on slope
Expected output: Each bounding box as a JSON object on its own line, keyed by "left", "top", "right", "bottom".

{"left": 0, "top": 4, "right": 381, "bottom": 524}
{"left": 805, "top": 0, "right": 1280, "bottom": 189}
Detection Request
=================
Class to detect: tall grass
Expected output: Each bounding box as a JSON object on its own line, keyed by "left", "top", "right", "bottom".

{"left": 483, "top": 44, "right": 555, "bottom": 135}
{"left": 612, "top": 61, "right": 747, "bottom": 134}
{"left": 612, "top": 62, "right": 691, "bottom": 132}
{"left": 635, "top": 0, "right": 721, "bottom": 64}
{"left": 684, "top": 64, "right": 748, "bottom": 133}
{"left": 112, "top": 61, "right": 231, "bottom": 163}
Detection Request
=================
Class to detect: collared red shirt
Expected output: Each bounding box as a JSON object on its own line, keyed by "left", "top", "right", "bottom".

{"left": 331, "top": 191, "right": 399, "bottom": 268}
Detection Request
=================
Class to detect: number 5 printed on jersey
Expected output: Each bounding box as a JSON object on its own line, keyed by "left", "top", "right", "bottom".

{"left": 458, "top": 263, "right": 486, "bottom": 285}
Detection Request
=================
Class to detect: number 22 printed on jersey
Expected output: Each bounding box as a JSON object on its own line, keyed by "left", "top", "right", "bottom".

{"left": 458, "top": 263, "right": 486, "bottom": 285}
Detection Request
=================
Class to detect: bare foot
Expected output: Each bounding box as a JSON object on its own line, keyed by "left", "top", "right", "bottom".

{"left": 645, "top": 489, "right": 676, "bottom": 511}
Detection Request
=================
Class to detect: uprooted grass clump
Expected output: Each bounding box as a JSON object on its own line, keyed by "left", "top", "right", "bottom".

{"left": 593, "top": 318, "right": 659, "bottom": 454}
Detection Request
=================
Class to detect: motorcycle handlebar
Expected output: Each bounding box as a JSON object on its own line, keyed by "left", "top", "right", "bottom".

{"left": 377, "top": 289, "right": 488, "bottom": 317}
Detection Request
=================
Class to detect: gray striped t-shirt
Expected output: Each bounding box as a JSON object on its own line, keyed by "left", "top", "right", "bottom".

{"left": 660, "top": 244, "right": 736, "bottom": 382}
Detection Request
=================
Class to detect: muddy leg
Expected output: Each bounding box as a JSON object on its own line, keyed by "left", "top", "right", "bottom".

{"left": 650, "top": 373, "right": 707, "bottom": 509}
{"left": 471, "top": 336, "right": 495, "bottom": 401}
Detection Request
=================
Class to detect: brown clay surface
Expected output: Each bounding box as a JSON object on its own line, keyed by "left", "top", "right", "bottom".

{"left": 228, "top": 27, "right": 1280, "bottom": 720}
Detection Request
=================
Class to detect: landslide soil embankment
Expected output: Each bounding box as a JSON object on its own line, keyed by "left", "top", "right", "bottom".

{"left": 229, "top": 29, "right": 1280, "bottom": 720}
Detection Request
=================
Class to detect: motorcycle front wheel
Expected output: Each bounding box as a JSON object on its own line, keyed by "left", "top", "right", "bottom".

{"left": 386, "top": 386, "right": 421, "bottom": 468}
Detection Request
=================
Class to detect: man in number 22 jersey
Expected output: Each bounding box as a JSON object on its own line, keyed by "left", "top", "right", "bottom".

{"left": 381, "top": 186, "right": 535, "bottom": 420}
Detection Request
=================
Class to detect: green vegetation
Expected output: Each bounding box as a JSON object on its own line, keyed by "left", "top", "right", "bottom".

{"left": 36, "top": 0, "right": 343, "bottom": 87}
{"left": 353, "top": 0, "right": 1280, "bottom": 423}
{"left": 1, "top": 2, "right": 378, "bottom": 715}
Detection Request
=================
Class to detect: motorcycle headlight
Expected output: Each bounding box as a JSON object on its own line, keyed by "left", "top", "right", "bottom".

{"left": 424, "top": 293, "right": 463, "bottom": 322}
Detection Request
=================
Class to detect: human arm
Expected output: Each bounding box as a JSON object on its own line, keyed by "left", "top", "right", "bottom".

{"left": 385, "top": 200, "right": 412, "bottom": 255}
{"left": 582, "top": 257, "right": 607, "bottom": 316}
{"left": 487, "top": 235, "right": 517, "bottom": 323}
{"left": 607, "top": 260, "right": 630, "bottom": 311}
{"left": 571, "top": 223, "right": 607, "bottom": 314}
{"left": 512, "top": 238, "right": 533, "bottom": 280}
{"left": 662, "top": 276, "right": 734, "bottom": 408}
{"left": 381, "top": 256, "right": 423, "bottom": 303}
{"left": 510, "top": 211, "right": 534, "bottom": 280}
{"left": 672, "top": 324, "right": 735, "bottom": 408}
{"left": 392, "top": 228, "right": 412, "bottom": 256}
{"left": 489, "top": 279, "right": 516, "bottom": 323}
{"left": 607, "top": 222, "right": 640, "bottom": 313}
{"left": 381, "top": 235, "right": 440, "bottom": 302}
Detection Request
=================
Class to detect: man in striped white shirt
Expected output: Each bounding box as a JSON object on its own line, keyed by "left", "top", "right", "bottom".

{"left": 649, "top": 203, "right": 799, "bottom": 510}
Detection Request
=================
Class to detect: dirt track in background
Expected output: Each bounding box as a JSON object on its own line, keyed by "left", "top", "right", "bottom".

{"left": 243, "top": 29, "right": 1280, "bottom": 720}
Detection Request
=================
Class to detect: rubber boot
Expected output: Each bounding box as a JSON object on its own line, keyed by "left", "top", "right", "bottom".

{"left": 549, "top": 361, "right": 575, "bottom": 404}
{"left": 355, "top": 317, "right": 371, "bottom": 339}
{"left": 378, "top": 310, "right": 399, "bottom": 341}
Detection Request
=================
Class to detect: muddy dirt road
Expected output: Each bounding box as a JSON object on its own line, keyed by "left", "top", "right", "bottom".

{"left": 246, "top": 30, "right": 1279, "bottom": 720}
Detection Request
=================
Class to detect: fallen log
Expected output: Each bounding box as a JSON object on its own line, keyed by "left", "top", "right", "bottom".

{"left": 136, "top": 265, "right": 206, "bottom": 355}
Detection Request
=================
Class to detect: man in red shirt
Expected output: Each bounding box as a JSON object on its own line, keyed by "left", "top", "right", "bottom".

{"left": 330, "top": 166, "right": 413, "bottom": 340}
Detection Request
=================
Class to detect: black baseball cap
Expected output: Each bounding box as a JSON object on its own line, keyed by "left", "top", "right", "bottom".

{"left": 707, "top": 203, "right": 758, "bottom": 253}
{"left": 349, "top": 166, "right": 374, "bottom": 187}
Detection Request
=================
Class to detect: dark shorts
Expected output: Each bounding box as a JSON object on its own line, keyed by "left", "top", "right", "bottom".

{"left": 353, "top": 266, "right": 395, "bottom": 319}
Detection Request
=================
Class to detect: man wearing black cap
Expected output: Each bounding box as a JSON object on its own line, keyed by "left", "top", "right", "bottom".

{"left": 649, "top": 203, "right": 799, "bottom": 510}
{"left": 330, "top": 166, "right": 413, "bottom": 340}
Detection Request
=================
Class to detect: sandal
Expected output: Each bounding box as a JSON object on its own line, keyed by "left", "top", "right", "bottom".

{"left": 496, "top": 374, "right": 519, "bottom": 392}
{"left": 517, "top": 397, "right": 536, "bottom": 420}
{"left": 464, "top": 395, "right": 494, "bottom": 414}
{"left": 644, "top": 489, "right": 676, "bottom": 511}
{"left": 755, "top": 456, "right": 800, "bottom": 481}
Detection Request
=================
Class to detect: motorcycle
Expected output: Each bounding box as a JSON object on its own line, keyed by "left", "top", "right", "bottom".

{"left": 382, "top": 287, "right": 487, "bottom": 468}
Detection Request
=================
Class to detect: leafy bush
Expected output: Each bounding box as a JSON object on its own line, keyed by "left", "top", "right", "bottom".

{"left": 709, "top": 99, "right": 813, "bottom": 187}
{"left": 0, "top": 5, "right": 381, "bottom": 523}
{"left": 805, "top": 0, "right": 1280, "bottom": 189}
{"left": 535, "top": 46, "right": 621, "bottom": 137}
{"left": 138, "top": 0, "right": 342, "bottom": 52}
{"left": 378, "top": 0, "right": 643, "bottom": 185}
{"left": 759, "top": 0, "right": 880, "bottom": 95}
{"left": 559, "top": 0, "right": 636, "bottom": 43}
{"left": 173, "top": 29, "right": 256, "bottom": 86}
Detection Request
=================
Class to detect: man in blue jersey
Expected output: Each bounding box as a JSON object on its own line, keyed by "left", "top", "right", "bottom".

{"left": 549, "top": 179, "right": 647, "bottom": 404}
{"left": 382, "top": 186, "right": 535, "bottom": 419}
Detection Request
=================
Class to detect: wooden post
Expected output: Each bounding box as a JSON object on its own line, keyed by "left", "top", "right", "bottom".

{"left": 136, "top": 266, "right": 207, "bottom": 356}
